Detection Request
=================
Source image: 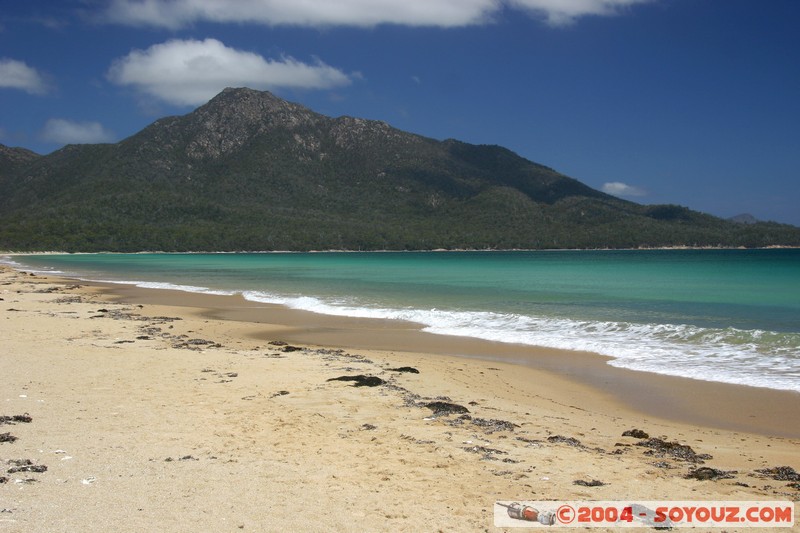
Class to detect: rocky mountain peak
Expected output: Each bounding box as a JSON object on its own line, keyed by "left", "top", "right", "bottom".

{"left": 181, "top": 87, "right": 325, "bottom": 160}
{"left": 123, "top": 88, "right": 324, "bottom": 161}
{"left": 199, "top": 87, "right": 320, "bottom": 127}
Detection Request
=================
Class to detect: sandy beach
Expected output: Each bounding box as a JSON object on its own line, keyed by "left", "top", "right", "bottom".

{"left": 1, "top": 264, "right": 798, "bottom": 532}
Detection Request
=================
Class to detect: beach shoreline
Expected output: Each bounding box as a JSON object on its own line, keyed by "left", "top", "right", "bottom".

{"left": 99, "top": 281, "right": 800, "bottom": 439}
{"left": 1, "top": 265, "right": 798, "bottom": 531}
{"left": 6, "top": 248, "right": 799, "bottom": 399}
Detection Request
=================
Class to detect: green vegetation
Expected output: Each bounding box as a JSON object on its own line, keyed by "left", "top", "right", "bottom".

{"left": 1, "top": 88, "right": 799, "bottom": 252}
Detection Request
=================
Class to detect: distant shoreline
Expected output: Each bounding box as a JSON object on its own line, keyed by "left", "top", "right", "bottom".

{"left": 4, "top": 245, "right": 800, "bottom": 256}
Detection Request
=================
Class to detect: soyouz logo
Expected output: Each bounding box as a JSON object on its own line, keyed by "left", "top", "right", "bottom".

{"left": 494, "top": 501, "right": 795, "bottom": 528}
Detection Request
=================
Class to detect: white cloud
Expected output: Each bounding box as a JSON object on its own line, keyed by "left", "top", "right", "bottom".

{"left": 41, "top": 119, "right": 116, "bottom": 144}
{"left": 103, "top": 0, "right": 499, "bottom": 29}
{"left": 508, "top": 0, "right": 654, "bottom": 26}
{"left": 0, "top": 58, "right": 49, "bottom": 94}
{"left": 602, "top": 181, "right": 647, "bottom": 197}
{"left": 102, "top": 0, "right": 652, "bottom": 28}
{"left": 107, "top": 38, "right": 352, "bottom": 106}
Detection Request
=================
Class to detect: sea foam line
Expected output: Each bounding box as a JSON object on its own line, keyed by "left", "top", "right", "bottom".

{"left": 109, "top": 280, "right": 236, "bottom": 296}
{"left": 242, "top": 290, "right": 800, "bottom": 393}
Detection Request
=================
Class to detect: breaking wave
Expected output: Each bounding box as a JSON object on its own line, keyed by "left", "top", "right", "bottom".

{"left": 242, "top": 290, "right": 800, "bottom": 393}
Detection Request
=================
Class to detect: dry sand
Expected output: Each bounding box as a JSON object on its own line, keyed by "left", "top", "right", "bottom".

{"left": 1, "top": 265, "right": 798, "bottom": 532}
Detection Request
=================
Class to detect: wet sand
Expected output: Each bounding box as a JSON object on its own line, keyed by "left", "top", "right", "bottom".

{"left": 106, "top": 282, "right": 800, "bottom": 438}
{"left": 1, "top": 265, "right": 798, "bottom": 532}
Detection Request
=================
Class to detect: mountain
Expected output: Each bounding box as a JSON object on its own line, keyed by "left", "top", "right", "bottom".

{"left": 0, "top": 145, "right": 40, "bottom": 180}
{"left": 1, "top": 87, "right": 799, "bottom": 252}
{"left": 728, "top": 213, "right": 758, "bottom": 225}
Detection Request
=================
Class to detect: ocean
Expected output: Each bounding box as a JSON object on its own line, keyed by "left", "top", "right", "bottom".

{"left": 6, "top": 249, "right": 799, "bottom": 393}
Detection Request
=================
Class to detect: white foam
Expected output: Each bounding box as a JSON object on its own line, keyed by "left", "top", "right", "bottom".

{"left": 0, "top": 256, "right": 67, "bottom": 275}
{"left": 103, "top": 279, "right": 236, "bottom": 296}
{"left": 242, "top": 290, "right": 800, "bottom": 392}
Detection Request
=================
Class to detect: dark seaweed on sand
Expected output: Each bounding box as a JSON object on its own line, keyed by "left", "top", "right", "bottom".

{"left": 636, "top": 438, "right": 712, "bottom": 463}
{"left": 282, "top": 345, "right": 303, "bottom": 352}
{"left": 573, "top": 479, "right": 607, "bottom": 487}
{"left": 8, "top": 464, "right": 47, "bottom": 474}
{"left": 755, "top": 466, "right": 800, "bottom": 481}
{"left": 0, "top": 414, "right": 32, "bottom": 425}
{"left": 472, "top": 417, "right": 518, "bottom": 432}
{"left": 684, "top": 467, "right": 736, "bottom": 481}
{"left": 621, "top": 429, "right": 649, "bottom": 439}
{"left": 0, "top": 433, "right": 18, "bottom": 443}
{"left": 547, "top": 435, "right": 584, "bottom": 448}
{"left": 462, "top": 445, "right": 506, "bottom": 456}
{"left": 388, "top": 366, "right": 419, "bottom": 374}
{"left": 327, "top": 375, "right": 385, "bottom": 387}
{"left": 424, "top": 401, "right": 469, "bottom": 416}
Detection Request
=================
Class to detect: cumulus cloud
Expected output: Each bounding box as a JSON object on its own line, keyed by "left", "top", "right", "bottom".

{"left": 41, "top": 119, "right": 116, "bottom": 144}
{"left": 0, "top": 58, "right": 50, "bottom": 94}
{"left": 602, "top": 181, "right": 647, "bottom": 197}
{"left": 107, "top": 38, "right": 352, "bottom": 106}
{"left": 102, "top": 0, "right": 649, "bottom": 28}
{"left": 509, "top": 0, "right": 654, "bottom": 26}
{"left": 103, "top": 0, "right": 499, "bottom": 29}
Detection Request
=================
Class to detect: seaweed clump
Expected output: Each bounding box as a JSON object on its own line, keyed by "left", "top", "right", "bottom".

{"left": 547, "top": 435, "right": 584, "bottom": 448}
{"left": 755, "top": 466, "right": 800, "bottom": 481}
{"left": 636, "top": 438, "right": 712, "bottom": 463}
{"left": 424, "top": 402, "right": 469, "bottom": 416}
{"left": 327, "top": 375, "right": 385, "bottom": 387}
{"left": 685, "top": 467, "right": 736, "bottom": 481}
{"left": 621, "top": 429, "right": 649, "bottom": 439}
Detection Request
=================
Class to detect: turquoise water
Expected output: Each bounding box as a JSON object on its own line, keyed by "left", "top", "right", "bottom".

{"left": 7, "top": 250, "right": 800, "bottom": 392}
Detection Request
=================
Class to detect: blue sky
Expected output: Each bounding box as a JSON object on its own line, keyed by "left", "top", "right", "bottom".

{"left": 1, "top": 0, "right": 799, "bottom": 225}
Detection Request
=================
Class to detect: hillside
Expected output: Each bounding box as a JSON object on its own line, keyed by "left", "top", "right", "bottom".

{"left": 1, "top": 87, "right": 798, "bottom": 252}
{"left": 0, "top": 145, "right": 40, "bottom": 181}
